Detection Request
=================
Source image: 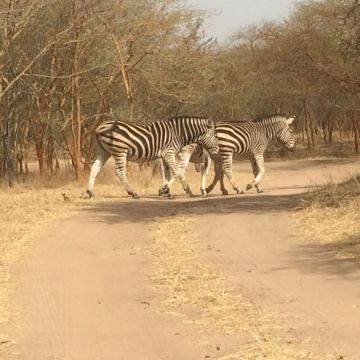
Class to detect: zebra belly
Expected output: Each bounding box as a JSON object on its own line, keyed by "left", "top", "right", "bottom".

{"left": 232, "top": 152, "right": 251, "bottom": 160}
{"left": 126, "top": 150, "right": 163, "bottom": 162}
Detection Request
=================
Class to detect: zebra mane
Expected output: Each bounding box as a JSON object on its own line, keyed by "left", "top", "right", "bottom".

{"left": 168, "top": 116, "right": 210, "bottom": 122}
{"left": 253, "top": 114, "right": 289, "bottom": 125}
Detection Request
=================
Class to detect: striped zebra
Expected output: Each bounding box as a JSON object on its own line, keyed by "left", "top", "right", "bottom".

{"left": 207, "top": 114, "right": 296, "bottom": 194}
{"left": 86, "top": 116, "right": 219, "bottom": 199}
{"left": 162, "top": 115, "right": 295, "bottom": 196}
{"left": 159, "top": 144, "right": 212, "bottom": 197}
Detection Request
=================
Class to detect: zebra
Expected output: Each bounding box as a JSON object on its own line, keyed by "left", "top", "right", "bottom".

{"left": 159, "top": 144, "right": 212, "bottom": 197}
{"left": 206, "top": 114, "right": 296, "bottom": 195}
{"left": 161, "top": 115, "right": 295, "bottom": 196}
{"left": 86, "top": 116, "right": 219, "bottom": 199}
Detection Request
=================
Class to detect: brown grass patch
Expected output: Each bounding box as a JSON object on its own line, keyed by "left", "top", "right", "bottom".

{"left": 296, "top": 174, "right": 360, "bottom": 259}
{"left": 148, "top": 215, "right": 316, "bottom": 359}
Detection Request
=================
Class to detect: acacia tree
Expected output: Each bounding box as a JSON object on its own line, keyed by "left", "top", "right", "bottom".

{"left": 0, "top": 0, "right": 77, "bottom": 184}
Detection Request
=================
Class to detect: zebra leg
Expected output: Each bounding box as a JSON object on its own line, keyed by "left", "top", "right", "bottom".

{"left": 222, "top": 156, "right": 244, "bottom": 195}
{"left": 246, "top": 155, "right": 258, "bottom": 192}
{"left": 200, "top": 155, "right": 211, "bottom": 197}
{"left": 114, "top": 153, "right": 140, "bottom": 199}
{"left": 246, "top": 154, "right": 265, "bottom": 193}
{"left": 178, "top": 151, "right": 193, "bottom": 196}
{"left": 159, "top": 160, "right": 172, "bottom": 196}
{"left": 218, "top": 166, "right": 229, "bottom": 195}
{"left": 253, "top": 157, "right": 263, "bottom": 193}
{"left": 162, "top": 152, "right": 191, "bottom": 197}
{"left": 206, "top": 159, "right": 221, "bottom": 194}
{"left": 86, "top": 143, "right": 110, "bottom": 198}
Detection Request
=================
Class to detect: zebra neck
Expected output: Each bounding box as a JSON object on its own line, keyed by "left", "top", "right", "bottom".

{"left": 262, "top": 121, "right": 281, "bottom": 142}
{"left": 173, "top": 119, "right": 202, "bottom": 146}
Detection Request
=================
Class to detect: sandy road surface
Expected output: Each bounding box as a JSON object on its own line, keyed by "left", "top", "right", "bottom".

{"left": 1, "top": 158, "right": 360, "bottom": 359}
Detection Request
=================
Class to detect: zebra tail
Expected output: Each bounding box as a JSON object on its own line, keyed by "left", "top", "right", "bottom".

{"left": 194, "top": 163, "right": 202, "bottom": 173}
{"left": 92, "top": 132, "right": 110, "bottom": 158}
{"left": 95, "top": 120, "right": 118, "bottom": 135}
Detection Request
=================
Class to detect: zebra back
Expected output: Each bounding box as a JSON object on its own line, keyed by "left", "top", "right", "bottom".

{"left": 212, "top": 115, "right": 296, "bottom": 157}
{"left": 94, "top": 116, "right": 217, "bottom": 161}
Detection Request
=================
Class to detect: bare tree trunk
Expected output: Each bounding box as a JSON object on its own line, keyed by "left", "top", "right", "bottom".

{"left": 230, "top": 86, "right": 236, "bottom": 120}
{"left": 352, "top": 111, "right": 359, "bottom": 153}
{"left": 100, "top": 17, "right": 138, "bottom": 119}
{"left": 70, "top": 29, "right": 82, "bottom": 183}
{"left": 321, "top": 118, "right": 328, "bottom": 144}
{"left": 309, "top": 114, "right": 316, "bottom": 149}
{"left": 17, "top": 150, "right": 24, "bottom": 175}
{"left": 328, "top": 114, "right": 333, "bottom": 144}
{"left": 303, "top": 98, "right": 311, "bottom": 152}
{"left": 46, "top": 135, "right": 55, "bottom": 174}
{"left": 338, "top": 119, "right": 342, "bottom": 140}
{"left": 35, "top": 135, "right": 45, "bottom": 175}
{"left": 2, "top": 134, "right": 16, "bottom": 187}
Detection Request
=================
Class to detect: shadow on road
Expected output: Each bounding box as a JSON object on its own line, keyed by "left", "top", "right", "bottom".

{"left": 80, "top": 183, "right": 360, "bottom": 277}
{"left": 287, "top": 239, "right": 360, "bottom": 279}
{"left": 81, "top": 190, "right": 306, "bottom": 225}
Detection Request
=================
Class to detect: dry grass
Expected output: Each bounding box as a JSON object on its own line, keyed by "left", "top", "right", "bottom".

{"left": 148, "top": 215, "right": 317, "bottom": 359}
{"left": 297, "top": 174, "right": 360, "bottom": 259}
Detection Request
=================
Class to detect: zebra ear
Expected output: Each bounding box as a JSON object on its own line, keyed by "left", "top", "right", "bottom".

{"left": 206, "top": 118, "right": 215, "bottom": 129}
{"left": 286, "top": 116, "right": 296, "bottom": 125}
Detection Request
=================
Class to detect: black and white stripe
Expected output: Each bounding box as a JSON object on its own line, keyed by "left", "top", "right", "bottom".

{"left": 86, "top": 116, "right": 219, "bottom": 199}
{"left": 162, "top": 115, "right": 296, "bottom": 196}
{"left": 160, "top": 143, "right": 212, "bottom": 197}
{"left": 207, "top": 114, "right": 296, "bottom": 194}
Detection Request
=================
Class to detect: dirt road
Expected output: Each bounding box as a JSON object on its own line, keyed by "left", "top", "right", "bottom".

{"left": 1, "top": 158, "right": 360, "bottom": 359}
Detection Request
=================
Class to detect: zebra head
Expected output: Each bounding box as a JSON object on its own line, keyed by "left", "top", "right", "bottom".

{"left": 192, "top": 118, "right": 220, "bottom": 158}
{"left": 172, "top": 117, "right": 219, "bottom": 158}
{"left": 277, "top": 116, "right": 296, "bottom": 151}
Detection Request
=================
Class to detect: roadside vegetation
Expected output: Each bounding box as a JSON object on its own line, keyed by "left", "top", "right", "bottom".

{"left": 297, "top": 174, "right": 360, "bottom": 259}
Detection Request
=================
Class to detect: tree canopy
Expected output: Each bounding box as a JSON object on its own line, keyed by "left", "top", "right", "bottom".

{"left": 1, "top": 0, "right": 359, "bottom": 185}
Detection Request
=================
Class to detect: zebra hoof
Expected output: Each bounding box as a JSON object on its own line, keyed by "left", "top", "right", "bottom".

{"left": 159, "top": 187, "right": 169, "bottom": 196}
{"left": 200, "top": 189, "right": 207, "bottom": 198}
{"left": 246, "top": 183, "right": 252, "bottom": 191}
{"left": 162, "top": 185, "right": 170, "bottom": 195}
{"left": 237, "top": 190, "right": 245, "bottom": 195}
{"left": 86, "top": 190, "right": 94, "bottom": 199}
{"left": 131, "top": 193, "right": 140, "bottom": 200}
{"left": 159, "top": 186, "right": 171, "bottom": 198}
{"left": 257, "top": 188, "right": 263, "bottom": 193}
{"left": 205, "top": 187, "right": 212, "bottom": 194}
{"left": 221, "top": 189, "right": 229, "bottom": 196}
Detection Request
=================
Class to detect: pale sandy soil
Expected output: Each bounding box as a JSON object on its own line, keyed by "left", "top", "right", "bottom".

{"left": 0, "top": 157, "right": 359, "bottom": 360}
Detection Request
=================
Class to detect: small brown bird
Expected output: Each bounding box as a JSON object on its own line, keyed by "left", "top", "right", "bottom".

{"left": 62, "top": 193, "right": 71, "bottom": 202}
